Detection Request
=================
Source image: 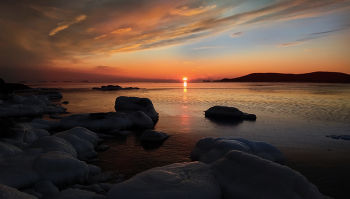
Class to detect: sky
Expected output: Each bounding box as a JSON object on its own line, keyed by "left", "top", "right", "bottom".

{"left": 0, "top": 0, "right": 350, "bottom": 82}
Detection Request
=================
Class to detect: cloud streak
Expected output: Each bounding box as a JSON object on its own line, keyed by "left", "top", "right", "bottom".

{"left": 49, "top": 15, "right": 87, "bottom": 36}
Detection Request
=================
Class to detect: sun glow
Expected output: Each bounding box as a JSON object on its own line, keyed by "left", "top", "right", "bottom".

{"left": 183, "top": 77, "right": 188, "bottom": 81}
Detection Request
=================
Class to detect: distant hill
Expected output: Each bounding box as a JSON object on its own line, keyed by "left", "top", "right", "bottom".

{"left": 220, "top": 72, "right": 350, "bottom": 83}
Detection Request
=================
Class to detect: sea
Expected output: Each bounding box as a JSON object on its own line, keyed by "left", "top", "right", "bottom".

{"left": 26, "top": 82, "right": 350, "bottom": 198}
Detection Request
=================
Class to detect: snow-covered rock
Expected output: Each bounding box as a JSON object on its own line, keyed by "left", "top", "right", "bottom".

{"left": 88, "top": 164, "right": 101, "bottom": 176}
{"left": 191, "top": 137, "right": 285, "bottom": 164}
{"left": 53, "top": 132, "right": 97, "bottom": 160}
{"left": 0, "top": 183, "right": 37, "bottom": 199}
{"left": 34, "top": 180, "right": 59, "bottom": 199}
{"left": 114, "top": 96, "right": 159, "bottom": 122}
{"left": 128, "top": 111, "right": 154, "bottom": 129}
{"left": 33, "top": 151, "right": 89, "bottom": 188}
{"left": 106, "top": 162, "right": 221, "bottom": 199}
{"left": 205, "top": 106, "right": 256, "bottom": 120}
{"left": 211, "top": 150, "right": 323, "bottom": 199}
{"left": 0, "top": 149, "right": 42, "bottom": 189}
{"left": 53, "top": 188, "right": 103, "bottom": 199}
{"left": 30, "top": 118, "right": 62, "bottom": 130}
{"left": 0, "top": 141, "right": 22, "bottom": 158}
{"left": 60, "top": 112, "right": 132, "bottom": 132}
{"left": 30, "top": 136, "right": 78, "bottom": 158}
{"left": 140, "top": 130, "right": 169, "bottom": 142}
{"left": 0, "top": 105, "right": 43, "bottom": 117}
{"left": 41, "top": 106, "right": 67, "bottom": 114}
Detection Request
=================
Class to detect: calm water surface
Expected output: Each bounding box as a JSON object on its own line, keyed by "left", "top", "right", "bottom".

{"left": 28, "top": 82, "right": 350, "bottom": 198}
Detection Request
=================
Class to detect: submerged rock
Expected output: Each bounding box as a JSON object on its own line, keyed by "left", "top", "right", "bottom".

{"left": 191, "top": 137, "right": 285, "bottom": 164}
{"left": 204, "top": 106, "right": 256, "bottom": 120}
{"left": 114, "top": 96, "right": 159, "bottom": 123}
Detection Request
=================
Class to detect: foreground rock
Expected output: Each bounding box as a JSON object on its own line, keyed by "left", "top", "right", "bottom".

{"left": 205, "top": 106, "right": 256, "bottom": 120}
{"left": 93, "top": 85, "right": 139, "bottom": 91}
{"left": 191, "top": 137, "right": 285, "bottom": 164}
{"left": 106, "top": 162, "right": 221, "bottom": 199}
{"left": 0, "top": 93, "right": 66, "bottom": 118}
{"left": 107, "top": 150, "right": 323, "bottom": 199}
{"left": 0, "top": 125, "right": 112, "bottom": 198}
{"left": 115, "top": 96, "right": 159, "bottom": 123}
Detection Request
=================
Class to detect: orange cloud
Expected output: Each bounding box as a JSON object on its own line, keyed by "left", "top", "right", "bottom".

{"left": 94, "top": 35, "right": 107, "bottom": 39}
{"left": 111, "top": 28, "right": 132, "bottom": 34}
{"left": 49, "top": 15, "right": 87, "bottom": 36}
{"left": 170, "top": 5, "right": 217, "bottom": 16}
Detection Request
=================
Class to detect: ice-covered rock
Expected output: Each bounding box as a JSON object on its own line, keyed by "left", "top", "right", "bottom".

{"left": 0, "top": 105, "right": 43, "bottom": 117}
{"left": 114, "top": 96, "right": 159, "bottom": 122}
{"left": 86, "top": 171, "right": 113, "bottom": 184}
{"left": 0, "top": 122, "right": 48, "bottom": 146}
{"left": 34, "top": 91, "right": 63, "bottom": 99}
{"left": 41, "top": 106, "right": 67, "bottom": 114}
{"left": 33, "top": 151, "right": 89, "bottom": 188}
{"left": 0, "top": 141, "right": 22, "bottom": 158}
{"left": 106, "top": 162, "right": 221, "bottom": 199}
{"left": 60, "top": 112, "right": 132, "bottom": 132}
{"left": 128, "top": 111, "right": 154, "bottom": 129}
{"left": 0, "top": 183, "right": 37, "bottom": 199}
{"left": 140, "top": 130, "right": 169, "bottom": 142}
{"left": 53, "top": 132, "right": 97, "bottom": 160}
{"left": 211, "top": 150, "right": 323, "bottom": 199}
{"left": 191, "top": 137, "right": 285, "bottom": 164}
{"left": 61, "top": 127, "right": 99, "bottom": 147}
{"left": 88, "top": 164, "right": 101, "bottom": 176}
{"left": 21, "top": 189, "right": 43, "bottom": 198}
{"left": 0, "top": 149, "right": 42, "bottom": 189}
{"left": 205, "top": 106, "right": 256, "bottom": 120}
{"left": 34, "top": 180, "right": 59, "bottom": 199}
{"left": 30, "top": 118, "right": 62, "bottom": 130}
{"left": 52, "top": 188, "right": 103, "bottom": 199}
{"left": 30, "top": 136, "right": 78, "bottom": 158}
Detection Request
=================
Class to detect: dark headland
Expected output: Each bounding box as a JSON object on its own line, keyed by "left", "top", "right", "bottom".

{"left": 219, "top": 72, "right": 350, "bottom": 83}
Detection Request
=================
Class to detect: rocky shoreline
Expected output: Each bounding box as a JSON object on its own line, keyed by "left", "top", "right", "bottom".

{"left": 0, "top": 83, "right": 330, "bottom": 198}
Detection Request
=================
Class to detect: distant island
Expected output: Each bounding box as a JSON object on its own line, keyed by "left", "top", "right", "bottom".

{"left": 219, "top": 72, "right": 350, "bottom": 83}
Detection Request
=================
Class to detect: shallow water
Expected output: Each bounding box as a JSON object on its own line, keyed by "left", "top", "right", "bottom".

{"left": 28, "top": 82, "right": 350, "bottom": 198}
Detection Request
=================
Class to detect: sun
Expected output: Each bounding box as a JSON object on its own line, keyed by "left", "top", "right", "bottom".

{"left": 183, "top": 77, "right": 188, "bottom": 81}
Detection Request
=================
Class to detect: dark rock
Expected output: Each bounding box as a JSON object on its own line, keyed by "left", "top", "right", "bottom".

{"left": 114, "top": 96, "right": 159, "bottom": 123}
{"left": 205, "top": 106, "right": 256, "bottom": 120}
